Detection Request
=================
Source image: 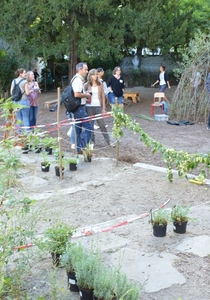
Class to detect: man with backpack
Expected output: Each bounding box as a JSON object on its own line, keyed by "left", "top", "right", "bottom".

{"left": 70, "top": 62, "right": 92, "bottom": 154}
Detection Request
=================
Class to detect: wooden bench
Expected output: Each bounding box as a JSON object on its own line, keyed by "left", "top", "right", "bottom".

{"left": 124, "top": 92, "right": 140, "bottom": 103}
{"left": 44, "top": 99, "right": 58, "bottom": 109}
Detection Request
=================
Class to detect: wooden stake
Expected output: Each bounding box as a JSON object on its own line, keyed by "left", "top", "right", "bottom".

{"left": 57, "top": 87, "right": 63, "bottom": 179}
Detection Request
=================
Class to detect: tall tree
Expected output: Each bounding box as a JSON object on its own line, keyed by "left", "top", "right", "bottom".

{"left": 0, "top": 0, "right": 210, "bottom": 79}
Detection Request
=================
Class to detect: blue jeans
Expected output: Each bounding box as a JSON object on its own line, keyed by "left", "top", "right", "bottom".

{"left": 108, "top": 92, "right": 124, "bottom": 104}
{"left": 73, "top": 106, "right": 92, "bottom": 152}
{"left": 67, "top": 112, "right": 76, "bottom": 144}
{"left": 29, "top": 106, "right": 39, "bottom": 128}
{"left": 159, "top": 84, "right": 167, "bottom": 92}
{"left": 15, "top": 99, "right": 30, "bottom": 132}
{"left": 161, "top": 101, "right": 168, "bottom": 114}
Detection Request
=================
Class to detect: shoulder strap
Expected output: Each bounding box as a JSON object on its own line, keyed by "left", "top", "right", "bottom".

{"left": 14, "top": 78, "right": 24, "bottom": 86}
{"left": 70, "top": 75, "right": 79, "bottom": 84}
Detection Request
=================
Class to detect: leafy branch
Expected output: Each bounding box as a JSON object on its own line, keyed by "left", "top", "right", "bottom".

{"left": 112, "top": 107, "right": 210, "bottom": 182}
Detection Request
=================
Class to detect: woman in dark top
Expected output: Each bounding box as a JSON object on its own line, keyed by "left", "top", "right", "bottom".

{"left": 107, "top": 66, "right": 125, "bottom": 107}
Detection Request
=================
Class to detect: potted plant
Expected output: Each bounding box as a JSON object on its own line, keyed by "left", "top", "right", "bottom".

{"left": 171, "top": 204, "right": 191, "bottom": 234}
{"left": 42, "top": 222, "right": 75, "bottom": 266}
{"left": 83, "top": 143, "right": 93, "bottom": 162}
{"left": 93, "top": 266, "right": 116, "bottom": 300}
{"left": 150, "top": 209, "right": 170, "bottom": 237}
{"left": 54, "top": 149, "right": 65, "bottom": 177}
{"left": 60, "top": 243, "right": 86, "bottom": 293}
{"left": 41, "top": 136, "right": 57, "bottom": 154}
{"left": 67, "top": 157, "right": 78, "bottom": 171}
{"left": 41, "top": 151, "right": 51, "bottom": 172}
{"left": 27, "top": 130, "right": 43, "bottom": 153}
{"left": 113, "top": 271, "right": 140, "bottom": 300}
{"left": 74, "top": 249, "right": 102, "bottom": 300}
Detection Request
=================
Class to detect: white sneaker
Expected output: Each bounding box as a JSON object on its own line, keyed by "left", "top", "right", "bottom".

{"left": 94, "top": 125, "right": 99, "bottom": 130}
{"left": 71, "top": 144, "right": 76, "bottom": 149}
{"left": 105, "top": 124, "right": 108, "bottom": 128}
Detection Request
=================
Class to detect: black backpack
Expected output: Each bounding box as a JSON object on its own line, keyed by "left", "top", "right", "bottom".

{"left": 11, "top": 79, "right": 25, "bottom": 101}
{"left": 62, "top": 76, "right": 81, "bottom": 113}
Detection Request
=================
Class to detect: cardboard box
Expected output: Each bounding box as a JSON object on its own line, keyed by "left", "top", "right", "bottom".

{"left": 154, "top": 114, "right": 169, "bottom": 121}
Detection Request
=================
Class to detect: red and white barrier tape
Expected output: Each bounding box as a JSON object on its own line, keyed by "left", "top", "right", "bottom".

{"left": 0, "top": 112, "right": 113, "bottom": 131}
{"left": 13, "top": 198, "right": 171, "bottom": 250}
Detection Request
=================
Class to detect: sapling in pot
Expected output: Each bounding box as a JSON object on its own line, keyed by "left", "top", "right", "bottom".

{"left": 150, "top": 209, "right": 170, "bottom": 237}
{"left": 41, "top": 222, "right": 75, "bottom": 266}
{"left": 171, "top": 204, "right": 191, "bottom": 234}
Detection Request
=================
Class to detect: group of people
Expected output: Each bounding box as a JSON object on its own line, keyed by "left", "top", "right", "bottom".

{"left": 10, "top": 68, "right": 41, "bottom": 132}
{"left": 50, "top": 62, "right": 126, "bottom": 153}
{"left": 10, "top": 63, "right": 173, "bottom": 153}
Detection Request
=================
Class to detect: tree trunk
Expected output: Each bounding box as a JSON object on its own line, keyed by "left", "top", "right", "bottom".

{"left": 68, "top": 13, "right": 78, "bottom": 81}
{"left": 136, "top": 47, "right": 142, "bottom": 67}
{"left": 69, "top": 39, "right": 78, "bottom": 80}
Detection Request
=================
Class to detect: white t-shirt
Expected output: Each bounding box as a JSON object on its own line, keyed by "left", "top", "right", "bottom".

{"left": 159, "top": 72, "right": 166, "bottom": 85}
{"left": 71, "top": 74, "right": 86, "bottom": 105}
{"left": 86, "top": 86, "right": 100, "bottom": 107}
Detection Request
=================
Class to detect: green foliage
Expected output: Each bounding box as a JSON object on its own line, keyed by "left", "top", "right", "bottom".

{"left": 0, "top": 50, "right": 19, "bottom": 93}
{"left": 171, "top": 205, "right": 190, "bottom": 223}
{"left": 67, "top": 157, "right": 78, "bottom": 164}
{"left": 41, "top": 136, "right": 57, "bottom": 150}
{"left": 93, "top": 266, "right": 116, "bottom": 300}
{"left": 112, "top": 107, "right": 210, "bottom": 182}
{"left": 171, "top": 31, "right": 210, "bottom": 121}
{"left": 74, "top": 249, "right": 102, "bottom": 290}
{"left": 41, "top": 151, "right": 51, "bottom": 167}
{"left": 1, "top": 0, "right": 209, "bottom": 78}
{"left": 150, "top": 209, "right": 170, "bottom": 226}
{"left": 41, "top": 222, "right": 75, "bottom": 254}
{"left": 114, "top": 271, "right": 140, "bottom": 300}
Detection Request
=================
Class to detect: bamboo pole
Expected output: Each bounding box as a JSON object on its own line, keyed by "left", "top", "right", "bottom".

{"left": 57, "top": 87, "right": 63, "bottom": 179}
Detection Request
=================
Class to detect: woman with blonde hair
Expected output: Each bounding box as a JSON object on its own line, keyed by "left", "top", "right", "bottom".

{"left": 84, "top": 69, "right": 113, "bottom": 147}
{"left": 26, "top": 70, "right": 40, "bottom": 128}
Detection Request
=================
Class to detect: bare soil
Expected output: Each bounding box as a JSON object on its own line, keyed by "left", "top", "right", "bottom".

{"left": 5, "top": 87, "right": 210, "bottom": 299}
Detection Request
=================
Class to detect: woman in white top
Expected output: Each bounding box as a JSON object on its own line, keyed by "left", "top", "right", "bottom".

{"left": 84, "top": 69, "right": 111, "bottom": 146}
{"left": 152, "top": 65, "right": 171, "bottom": 114}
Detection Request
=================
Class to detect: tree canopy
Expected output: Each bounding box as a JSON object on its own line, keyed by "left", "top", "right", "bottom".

{"left": 0, "top": 0, "right": 210, "bottom": 80}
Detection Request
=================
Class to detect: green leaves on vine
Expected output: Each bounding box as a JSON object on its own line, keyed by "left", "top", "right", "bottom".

{"left": 112, "top": 107, "right": 210, "bottom": 182}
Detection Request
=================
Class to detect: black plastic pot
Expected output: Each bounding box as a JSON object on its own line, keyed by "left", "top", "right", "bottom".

{"left": 55, "top": 166, "right": 64, "bottom": 177}
{"left": 153, "top": 224, "right": 167, "bottom": 237}
{"left": 78, "top": 286, "right": 93, "bottom": 300}
{"left": 41, "top": 162, "right": 50, "bottom": 172}
{"left": 22, "top": 146, "right": 29, "bottom": 154}
{"left": 35, "top": 147, "right": 42, "bottom": 153}
{"left": 84, "top": 155, "right": 91, "bottom": 162}
{"left": 67, "top": 271, "right": 79, "bottom": 292}
{"left": 45, "top": 147, "right": 53, "bottom": 155}
{"left": 51, "top": 252, "right": 61, "bottom": 267}
{"left": 173, "top": 221, "right": 188, "bottom": 234}
{"left": 69, "top": 163, "right": 77, "bottom": 171}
